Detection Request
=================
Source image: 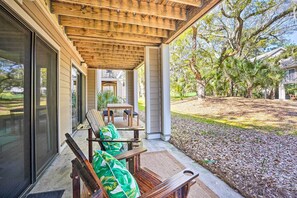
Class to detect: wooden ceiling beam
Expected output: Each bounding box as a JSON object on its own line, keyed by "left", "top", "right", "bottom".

{"left": 88, "top": 65, "right": 136, "bottom": 70}
{"left": 69, "top": 36, "right": 153, "bottom": 46}
{"left": 79, "top": 51, "right": 144, "bottom": 57}
{"left": 81, "top": 54, "right": 143, "bottom": 60}
{"left": 83, "top": 59, "right": 142, "bottom": 63}
{"left": 51, "top": 2, "right": 176, "bottom": 30}
{"left": 60, "top": 16, "right": 168, "bottom": 38}
{"left": 168, "top": 0, "right": 202, "bottom": 7}
{"left": 53, "top": 0, "right": 187, "bottom": 20}
{"left": 66, "top": 27, "right": 161, "bottom": 44}
{"left": 83, "top": 57, "right": 142, "bottom": 64}
{"left": 77, "top": 48, "right": 144, "bottom": 55}
{"left": 84, "top": 61, "right": 141, "bottom": 66}
{"left": 78, "top": 50, "right": 144, "bottom": 57}
{"left": 88, "top": 63, "right": 136, "bottom": 66}
{"left": 74, "top": 42, "right": 145, "bottom": 51}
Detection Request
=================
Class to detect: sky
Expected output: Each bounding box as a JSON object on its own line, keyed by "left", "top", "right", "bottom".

{"left": 288, "top": 31, "right": 297, "bottom": 44}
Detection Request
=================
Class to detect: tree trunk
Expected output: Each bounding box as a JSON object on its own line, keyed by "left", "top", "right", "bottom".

{"left": 189, "top": 26, "right": 205, "bottom": 99}
{"left": 246, "top": 86, "right": 253, "bottom": 98}
{"left": 197, "top": 80, "right": 205, "bottom": 98}
{"left": 229, "top": 80, "right": 234, "bottom": 97}
{"left": 268, "top": 88, "right": 275, "bottom": 99}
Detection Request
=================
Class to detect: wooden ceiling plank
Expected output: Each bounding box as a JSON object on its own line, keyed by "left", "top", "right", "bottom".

{"left": 76, "top": 47, "right": 144, "bottom": 54}
{"left": 78, "top": 49, "right": 144, "bottom": 56}
{"left": 60, "top": 16, "right": 168, "bottom": 38}
{"left": 70, "top": 37, "right": 150, "bottom": 46}
{"left": 51, "top": 2, "right": 176, "bottom": 30}
{"left": 74, "top": 42, "right": 145, "bottom": 51}
{"left": 80, "top": 52, "right": 143, "bottom": 59}
{"left": 81, "top": 55, "right": 143, "bottom": 60}
{"left": 66, "top": 27, "right": 161, "bottom": 44}
{"left": 88, "top": 65, "right": 136, "bottom": 70}
{"left": 53, "top": 0, "right": 187, "bottom": 20}
{"left": 83, "top": 57, "right": 140, "bottom": 61}
{"left": 168, "top": 0, "right": 202, "bottom": 7}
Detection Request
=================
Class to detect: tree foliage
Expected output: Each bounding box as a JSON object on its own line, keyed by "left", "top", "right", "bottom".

{"left": 170, "top": 0, "right": 297, "bottom": 98}
{"left": 97, "top": 90, "right": 123, "bottom": 111}
{"left": 0, "top": 60, "right": 23, "bottom": 94}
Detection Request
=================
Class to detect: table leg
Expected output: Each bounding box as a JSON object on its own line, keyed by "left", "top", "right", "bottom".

{"left": 130, "top": 107, "right": 133, "bottom": 127}
{"left": 107, "top": 107, "right": 110, "bottom": 123}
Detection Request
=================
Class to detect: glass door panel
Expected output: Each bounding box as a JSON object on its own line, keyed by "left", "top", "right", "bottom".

{"left": 35, "top": 37, "right": 57, "bottom": 174}
{"left": 71, "top": 67, "right": 82, "bottom": 130}
{"left": 0, "top": 8, "right": 31, "bottom": 197}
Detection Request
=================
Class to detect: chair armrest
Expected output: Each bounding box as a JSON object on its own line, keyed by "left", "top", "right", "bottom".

{"left": 114, "top": 147, "right": 147, "bottom": 161}
{"left": 140, "top": 169, "right": 199, "bottom": 198}
{"left": 86, "top": 138, "right": 141, "bottom": 143}
{"left": 117, "top": 127, "right": 145, "bottom": 131}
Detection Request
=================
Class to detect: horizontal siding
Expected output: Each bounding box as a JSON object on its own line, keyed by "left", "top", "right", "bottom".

{"left": 87, "top": 69, "right": 96, "bottom": 110}
{"left": 22, "top": 1, "right": 87, "bottom": 145}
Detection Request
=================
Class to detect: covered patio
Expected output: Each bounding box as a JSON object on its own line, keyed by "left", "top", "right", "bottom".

{"left": 30, "top": 119, "right": 241, "bottom": 198}
{"left": 0, "top": 0, "right": 244, "bottom": 197}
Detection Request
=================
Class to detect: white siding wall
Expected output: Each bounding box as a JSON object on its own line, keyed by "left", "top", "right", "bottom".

{"left": 126, "top": 71, "right": 134, "bottom": 105}
{"left": 145, "top": 47, "right": 162, "bottom": 138}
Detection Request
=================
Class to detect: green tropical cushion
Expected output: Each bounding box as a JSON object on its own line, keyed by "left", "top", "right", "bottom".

{"left": 93, "top": 150, "right": 141, "bottom": 198}
{"left": 99, "top": 123, "right": 123, "bottom": 151}
{"left": 105, "top": 149, "right": 126, "bottom": 166}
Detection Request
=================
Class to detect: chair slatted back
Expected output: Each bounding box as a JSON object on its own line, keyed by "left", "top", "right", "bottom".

{"left": 86, "top": 110, "right": 106, "bottom": 150}
{"left": 86, "top": 109, "right": 106, "bottom": 138}
{"left": 65, "top": 133, "right": 108, "bottom": 197}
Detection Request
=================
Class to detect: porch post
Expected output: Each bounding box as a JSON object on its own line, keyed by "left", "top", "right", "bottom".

{"left": 126, "top": 70, "right": 134, "bottom": 105}
{"left": 133, "top": 69, "right": 139, "bottom": 112}
{"left": 145, "top": 46, "right": 162, "bottom": 139}
{"left": 279, "top": 81, "right": 286, "bottom": 100}
{"left": 161, "top": 44, "right": 171, "bottom": 141}
{"left": 97, "top": 69, "right": 102, "bottom": 93}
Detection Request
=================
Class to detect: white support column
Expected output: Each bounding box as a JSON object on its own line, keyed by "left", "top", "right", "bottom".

{"left": 145, "top": 46, "right": 162, "bottom": 139}
{"left": 126, "top": 70, "right": 134, "bottom": 105}
{"left": 161, "top": 44, "right": 171, "bottom": 141}
{"left": 133, "top": 69, "right": 139, "bottom": 112}
{"left": 279, "top": 82, "right": 286, "bottom": 100}
{"left": 97, "top": 69, "right": 102, "bottom": 93}
{"left": 94, "top": 70, "right": 98, "bottom": 110}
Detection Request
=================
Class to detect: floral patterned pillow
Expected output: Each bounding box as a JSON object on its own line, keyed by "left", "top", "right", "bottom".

{"left": 93, "top": 150, "right": 141, "bottom": 198}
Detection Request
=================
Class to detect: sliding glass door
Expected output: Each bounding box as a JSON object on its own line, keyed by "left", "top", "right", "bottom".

{"left": 72, "top": 66, "right": 84, "bottom": 131}
{"left": 0, "top": 7, "right": 31, "bottom": 197}
{"left": 0, "top": 5, "right": 58, "bottom": 197}
{"left": 35, "top": 37, "right": 58, "bottom": 174}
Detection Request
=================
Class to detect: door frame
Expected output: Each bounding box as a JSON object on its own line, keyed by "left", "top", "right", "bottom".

{"left": 71, "top": 64, "right": 85, "bottom": 131}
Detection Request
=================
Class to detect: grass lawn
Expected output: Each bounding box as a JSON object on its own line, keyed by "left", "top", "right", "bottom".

{"left": 170, "top": 92, "right": 197, "bottom": 102}
{"left": 171, "top": 97, "right": 297, "bottom": 135}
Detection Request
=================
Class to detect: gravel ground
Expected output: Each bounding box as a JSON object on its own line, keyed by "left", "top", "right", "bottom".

{"left": 139, "top": 110, "right": 297, "bottom": 197}
{"left": 169, "top": 114, "right": 297, "bottom": 198}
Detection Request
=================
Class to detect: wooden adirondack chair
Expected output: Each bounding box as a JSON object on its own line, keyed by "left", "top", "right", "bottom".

{"left": 65, "top": 133, "right": 199, "bottom": 198}
{"left": 86, "top": 109, "right": 144, "bottom": 163}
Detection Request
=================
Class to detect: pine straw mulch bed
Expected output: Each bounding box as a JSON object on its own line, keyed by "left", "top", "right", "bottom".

{"left": 169, "top": 114, "right": 297, "bottom": 198}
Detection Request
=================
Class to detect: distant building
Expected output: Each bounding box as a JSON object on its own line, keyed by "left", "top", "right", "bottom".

{"left": 97, "top": 70, "right": 127, "bottom": 100}
{"left": 253, "top": 47, "right": 297, "bottom": 100}
{"left": 279, "top": 57, "right": 297, "bottom": 99}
